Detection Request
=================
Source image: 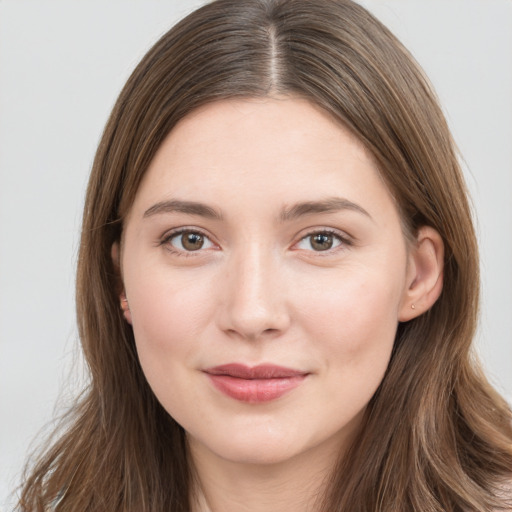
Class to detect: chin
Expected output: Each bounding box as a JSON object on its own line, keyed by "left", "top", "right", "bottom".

{"left": 216, "top": 442, "right": 302, "bottom": 466}
{"left": 187, "top": 424, "right": 308, "bottom": 466}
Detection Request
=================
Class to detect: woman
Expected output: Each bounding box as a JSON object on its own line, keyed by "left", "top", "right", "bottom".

{"left": 18, "top": 0, "right": 512, "bottom": 510}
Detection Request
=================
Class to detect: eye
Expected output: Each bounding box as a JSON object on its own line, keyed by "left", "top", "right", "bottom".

{"left": 295, "top": 231, "right": 346, "bottom": 252}
{"left": 165, "top": 229, "right": 215, "bottom": 252}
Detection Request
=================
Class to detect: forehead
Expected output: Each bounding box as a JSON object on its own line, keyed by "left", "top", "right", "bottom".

{"left": 128, "top": 97, "right": 397, "bottom": 223}
{"left": 159, "top": 96, "right": 373, "bottom": 171}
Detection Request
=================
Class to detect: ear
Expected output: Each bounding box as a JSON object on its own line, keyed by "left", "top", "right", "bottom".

{"left": 111, "top": 242, "right": 132, "bottom": 325}
{"left": 398, "top": 226, "right": 444, "bottom": 322}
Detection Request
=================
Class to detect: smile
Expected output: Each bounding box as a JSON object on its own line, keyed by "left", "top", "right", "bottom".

{"left": 203, "top": 363, "right": 309, "bottom": 403}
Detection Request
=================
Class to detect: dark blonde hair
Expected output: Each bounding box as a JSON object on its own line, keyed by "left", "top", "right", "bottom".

{"left": 19, "top": 1, "right": 512, "bottom": 510}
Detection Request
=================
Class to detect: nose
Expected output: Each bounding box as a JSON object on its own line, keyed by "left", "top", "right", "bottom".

{"left": 217, "top": 243, "right": 291, "bottom": 341}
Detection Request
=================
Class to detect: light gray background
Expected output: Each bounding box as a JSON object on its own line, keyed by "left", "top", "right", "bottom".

{"left": 1, "top": 1, "right": 511, "bottom": 508}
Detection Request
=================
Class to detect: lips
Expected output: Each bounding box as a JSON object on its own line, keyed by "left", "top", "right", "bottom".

{"left": 203, "top": 363, "right": 308, "bottom": 403}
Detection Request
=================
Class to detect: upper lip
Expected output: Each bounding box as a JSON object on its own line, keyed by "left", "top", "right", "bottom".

{"left": 204, "top": 363, "right": 308, "bottom": 379}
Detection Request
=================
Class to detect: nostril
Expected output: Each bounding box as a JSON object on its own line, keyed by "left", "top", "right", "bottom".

{"left": 223, "top": 324, "right": 287, "bottom": 342}
{"left": 216, "top": 258, "right": 291, "bottom": 339}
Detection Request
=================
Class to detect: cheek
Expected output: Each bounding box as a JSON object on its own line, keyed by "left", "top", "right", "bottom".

{"left": 299, "top": 267, "right": 403, "bottom": 343}
{"left": 127, "top": 267, "right": 216, "bottom": 370}
{"left": 126, "top": 269, "right": 219, "bottom": 422}
{"left": 302, "top": 278, "right": 399, "bottom": 414}
{"left": 295, "top": 264, "right": 404, "bottom": 402}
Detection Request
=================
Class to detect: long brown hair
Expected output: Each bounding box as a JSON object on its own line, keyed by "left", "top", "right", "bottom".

{"left": 19, "top": 1, "right": 512, "bottom": 510}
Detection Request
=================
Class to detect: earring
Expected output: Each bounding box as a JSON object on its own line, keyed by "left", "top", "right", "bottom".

{"left": 411, "top": 304, "right": 416, "bottom": 310}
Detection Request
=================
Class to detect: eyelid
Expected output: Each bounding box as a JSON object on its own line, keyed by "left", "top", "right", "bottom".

{"left": 159, "top": 226, "right": 219, "bottom": 255}
{"left": 291, "top": 227, "right": 353, "bottom": 253}
{"left": 158, "top": 225, "right": 353, "bottom": 256}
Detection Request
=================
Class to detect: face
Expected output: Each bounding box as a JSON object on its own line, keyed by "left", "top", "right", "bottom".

{"left": 119, "top": 97, "right": 415, "bottom": 468}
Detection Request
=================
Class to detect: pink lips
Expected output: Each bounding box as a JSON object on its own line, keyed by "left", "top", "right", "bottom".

{"left": 204, "top": 363, "right": 308, "bottom": 403}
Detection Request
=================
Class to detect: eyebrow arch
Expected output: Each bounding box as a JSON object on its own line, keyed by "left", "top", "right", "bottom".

{"left": 279, "top": 197, "right": 372, "bottom": 222}
{"left": 143, "top": 197, "right": 371, "bottom": 223}
{"left": 143, "top": 200, "right": 223, "bottom": 220}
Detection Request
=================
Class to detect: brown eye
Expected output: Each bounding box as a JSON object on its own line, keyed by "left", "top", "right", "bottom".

{"left": 168, "top": 230, "right": 214, "bottom": 252}
{"left": 295, "top": 231, "right": 345, "bottom": 252}
{"left": 310, "top": 233, "right": 334, "bottom": 251}
{"left": 181, "top": 232, "right": 204, "bottom": 251}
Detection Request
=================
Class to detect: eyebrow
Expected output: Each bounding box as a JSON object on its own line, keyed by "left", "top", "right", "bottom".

{"left": 143, "top": 197, "right": 372, "bottom": 222}
{"left": 279, "top": 197, "right": 372, "bottom": 222}
{"left": 143, "top": 200, "right": 224, "bottom": 220}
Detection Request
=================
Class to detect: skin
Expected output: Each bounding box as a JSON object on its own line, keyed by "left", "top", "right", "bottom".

{"left": 116, "top": 97, "right": 444, "bottom": 512}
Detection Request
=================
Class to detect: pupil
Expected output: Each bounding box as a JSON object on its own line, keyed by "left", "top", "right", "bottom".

{"left": 182, "top": 232, "right": 203, "bottom": 251}
{"left": 312, "top": 233, "right": 333, "bottom": 251}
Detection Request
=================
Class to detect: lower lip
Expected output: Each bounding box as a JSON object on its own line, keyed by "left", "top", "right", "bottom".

{"left": 206, "top": 374, "right": 307, "bottom": 403}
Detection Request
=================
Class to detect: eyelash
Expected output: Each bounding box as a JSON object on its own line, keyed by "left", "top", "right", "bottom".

{"left": 294, "top": 229, "right": 352, "bottom": 255}
{"left": 159, "top": 227, "right": 352, "bottom": 257}
{"left": 159, "top": 227, "right": 215, "bottom": 257}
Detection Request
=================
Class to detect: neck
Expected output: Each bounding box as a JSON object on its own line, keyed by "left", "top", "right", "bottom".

{"left": 188, "top": 435, "right": 345, "bottom": 512}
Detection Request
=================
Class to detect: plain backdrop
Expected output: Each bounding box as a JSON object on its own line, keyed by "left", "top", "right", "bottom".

{"left": 1, "top": 0, "right": 511, "bottom": 508}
